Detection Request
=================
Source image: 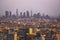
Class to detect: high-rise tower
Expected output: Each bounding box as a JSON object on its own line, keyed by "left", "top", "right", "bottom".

{"left": 23, "top": 12, "right": 26, "bottom": 18}
{"left": 16, "top": 9, "right": 18, "bottom": 17}
{"left": 10, "top": 11, "right": 12, "bottom": 17}
{"left": 5, "top": 11, "right": 9, "bottom": 17}
{"left": 20, "top": 12, "right": 22, "bottom": 18}
{"left": 26, "top": 11, "right": 29, "bottom": 18}
{"left": 31, "top": 10, "right": 32, "bottom": 17}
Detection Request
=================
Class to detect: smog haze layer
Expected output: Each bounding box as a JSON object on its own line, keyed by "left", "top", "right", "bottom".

{"left": 0, "top": 0, "right": 60, "bottom": 17}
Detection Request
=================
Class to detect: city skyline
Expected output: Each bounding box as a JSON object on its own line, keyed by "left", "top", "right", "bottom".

{"left": 0, "top": 0, "right": 60, "bottom": 17}
{"left": 4, "top": 10, "right": 50, "bottom": 18}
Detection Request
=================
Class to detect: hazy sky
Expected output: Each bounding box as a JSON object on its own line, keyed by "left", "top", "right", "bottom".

{"left": 0, "top": 0, "right": 60, "bottom": 17}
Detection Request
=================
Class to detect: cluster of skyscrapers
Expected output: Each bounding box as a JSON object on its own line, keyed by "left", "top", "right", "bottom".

{"left": 5, "top": 9, "right": 50, "bottom": 19}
